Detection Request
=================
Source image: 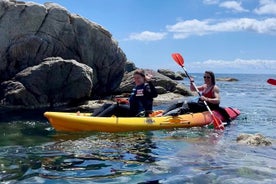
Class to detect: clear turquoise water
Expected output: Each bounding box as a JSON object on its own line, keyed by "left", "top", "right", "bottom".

{"left": 0, "top": 74, "right": 275, "bottom": 184}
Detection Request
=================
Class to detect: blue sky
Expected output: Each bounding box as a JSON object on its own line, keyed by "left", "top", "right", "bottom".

{"left": 30, "top": 0, "right": 276, "bottom": 74}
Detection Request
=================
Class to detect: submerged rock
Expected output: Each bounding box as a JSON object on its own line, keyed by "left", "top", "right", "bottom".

{"left": 0, "top": 0, "right": 126, "bottom": 100}
{"left": 236, "top": 133, "right": 272, "bottom": 146}
{"left": 1, "top": 57, "right": 93, "bottom": 107}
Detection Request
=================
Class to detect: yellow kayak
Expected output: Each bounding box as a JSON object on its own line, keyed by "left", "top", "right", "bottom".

{"left": 44, "top": 108, "right": 240, "bottom": 132}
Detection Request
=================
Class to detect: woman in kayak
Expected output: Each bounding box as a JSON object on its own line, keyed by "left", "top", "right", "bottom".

{"left": 163, "top": 71, "right": 227, "bottom": 116}
{"left": 188, "top": 71, "right": 220, "bottom": 112}
{"left": 93, "top": 69, "right": 158, "bottom": 117}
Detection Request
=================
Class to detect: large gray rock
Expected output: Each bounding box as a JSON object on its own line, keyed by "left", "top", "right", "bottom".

{"left": 1, "top": 81, "right": 39, "bottom": 107}
{"left": 176, "top": 71, "right": 187, "bottom": 78}
{"left": 117, "top": 70, "right": 176, "bottom": 94}
{"left": 124, "top": 61, "right": 137, "bottom": 73}
{"left": 0, "top": 1, "right": 126, "bottom": 97}
{"left": 155, "top": 86, "right": 167, "bottom": 94}
{"left": 157, "top": 69, "right": 185, "bottom": 80}
{"left": 116, "top": 69, "right": 192, "bottom": 96}
{"left": 174, "top": 83, "right": 193, "bottom": 96}
{"left": 0, "top": 57, "right": 93, "bottom": 107}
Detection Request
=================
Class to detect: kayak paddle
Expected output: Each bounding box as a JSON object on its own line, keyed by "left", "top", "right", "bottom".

{"left": 267, "top": 78, "right": 276, "bottom": 86}
{"left": 171, "top": 53, "right": 224, "bottom": 130}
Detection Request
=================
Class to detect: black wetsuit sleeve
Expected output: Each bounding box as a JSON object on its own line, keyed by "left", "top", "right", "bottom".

{"left": 144, "top": 82, "right": 158, "bottom": 98}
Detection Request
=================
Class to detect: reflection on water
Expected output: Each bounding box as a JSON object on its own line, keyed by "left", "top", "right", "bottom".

{"left": 0, "top": 126, "right": 159, "bottom": 183}
{"left": 0, "top": 123, "right": 275, "bottom": 183}
{"left": 0, "top": 121, "right": 52, "bottom": 147}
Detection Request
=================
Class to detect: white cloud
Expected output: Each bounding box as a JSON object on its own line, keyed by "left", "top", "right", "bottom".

{"left": 166, "top": 18, "right": 276, "bottom": 39}
{"left": 188, "top": 59, "right": 276, "bottom": 74}
{"left": 219, "top": 1, "right": 249, "bottom": 12}
{"left": 203, "top": 0, "right": 220, "bottom": 5}
{"left": 254, "top": 0, "right": 276, "bottom": 15}
{"left": 127, "top": 31, "right": 167, "bottom": 41}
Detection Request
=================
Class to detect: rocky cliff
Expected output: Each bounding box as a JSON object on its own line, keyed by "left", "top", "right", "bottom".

{"left": 0, "top": 0, "right": 126, "bottom": 107}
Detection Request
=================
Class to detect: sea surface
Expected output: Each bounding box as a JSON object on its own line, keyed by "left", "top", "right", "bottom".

{"left": 0, "top": 74, "right": 275, "bottom": 184}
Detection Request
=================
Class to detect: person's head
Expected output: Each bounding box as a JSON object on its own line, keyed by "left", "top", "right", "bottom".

{"left": 204, "top": 71, "right": 216, "bottom": 85}
{"left": 133, "top": 69, "right": 146, "bottom": 86}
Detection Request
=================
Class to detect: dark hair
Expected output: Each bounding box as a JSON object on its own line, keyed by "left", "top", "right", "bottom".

{"left": 134, "top": 69, "right": 146, "bottom": 78}
{"left": 205, "top": 71, "right": 216, "bottom": 85}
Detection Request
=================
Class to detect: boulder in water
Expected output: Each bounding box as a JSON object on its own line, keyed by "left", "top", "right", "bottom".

{"left": 1, "top": 57, "right": 93, "bottom": 107}
{"left": 236, "top": 133, "right": 272, "bottom": 146}
{"left": 217, "top": 77, "right": 239, "bottom": 82}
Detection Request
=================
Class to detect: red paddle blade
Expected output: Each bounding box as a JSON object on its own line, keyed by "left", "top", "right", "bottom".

{"left": 212, "top": 115, "right": 224, "bottom": 130}
{"left": 267, "top": 78, "right": 276, "bottom": 86}
{"left": 172, "top": 53, "right": 184, "bottom": 67}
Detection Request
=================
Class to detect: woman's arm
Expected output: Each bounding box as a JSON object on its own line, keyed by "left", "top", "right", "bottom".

{"left": 189, "top": 77, "right": 205, "bottom": 91}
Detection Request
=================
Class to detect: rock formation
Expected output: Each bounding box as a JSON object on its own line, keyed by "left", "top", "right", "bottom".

{"left": 1, "top": 57, "right": 93, "bottom": 107}
{"left": 116, "top": 69, "right": 193, "bottom": 96}
{"left": 157, "top": 69, "right": 185, "bottom": 80}
{"left": 124, "top": 61, "right": 137, "bottom": 73}
{"left": 176, "top": 71, "right": 187, "bottom": 78}
{"left": 0, "top": 0, "right": 126, "bottom": 107}
{"left": 236, "top": 133, "right": 272, "bottom": 146}
{"left": 216, "top": 77, "right": 239, "bottom": 82}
